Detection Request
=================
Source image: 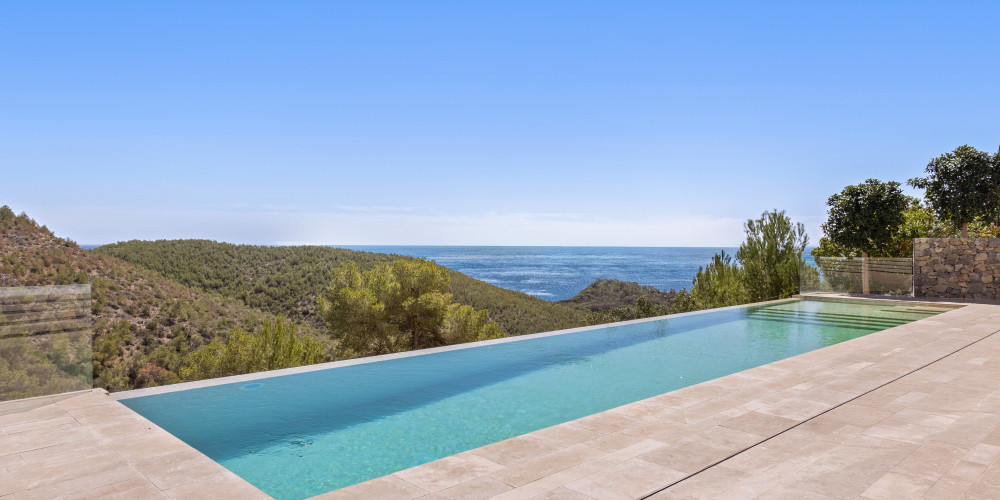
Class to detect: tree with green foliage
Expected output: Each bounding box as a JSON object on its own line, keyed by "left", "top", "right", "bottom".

{"left": 179, "top": 318, "right": 327, "bottom": 381}
{"left": 737, "top": 210, "right": 809, "bottom": 302}
{"left": 822, "top": 179, "right": 907, "bottom": 293}
{"left": 813, "top": 196, "right": 955, "bottom": 259}
{"left": 317, "top": 259, "right": 505, "bottom": 357}
{"left": 908, "top": 145, "right": 1000, "bottom": 237}
{"left": 441, "top": 304, "right": 505, "bottom": 343}
{"left": 690, "top": 210, "right": 809, "bottom": 308}
{"left": 691, "top": 251, "right": 748, "bottom": 309}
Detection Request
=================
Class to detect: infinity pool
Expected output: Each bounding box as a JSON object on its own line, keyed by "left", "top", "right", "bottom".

{"left": 118, "top": 298, "right": 949, "bottom": 499}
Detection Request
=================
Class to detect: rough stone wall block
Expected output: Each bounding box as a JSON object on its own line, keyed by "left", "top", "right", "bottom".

{"left": 913, "top": 238, "right": 1000, "bottom": 300}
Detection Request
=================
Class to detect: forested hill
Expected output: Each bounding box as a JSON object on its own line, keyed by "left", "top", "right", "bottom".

{"left": 0, "top": 207, "right": 327, "bottom": 392}
{"left": 557, "top": 278, "right": 683, "bottom": 312}
{"left": 93, "top": 240, "right": 587, "bottom": 336}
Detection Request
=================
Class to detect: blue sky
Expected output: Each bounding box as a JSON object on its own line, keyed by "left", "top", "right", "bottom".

{"left": 2, "top": 1, "right": 998, "bottom": 246}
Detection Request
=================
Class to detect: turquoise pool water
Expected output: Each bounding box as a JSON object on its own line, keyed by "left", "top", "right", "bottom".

{"left": 119, "top": 299, "right": 948, "bottom": 499}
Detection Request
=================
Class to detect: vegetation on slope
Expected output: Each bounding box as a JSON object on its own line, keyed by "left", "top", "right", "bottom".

{"left": 179, "top": 318, "right": 327, "bottom": 381}
{"left": 318, "top": 259, "right": 505, "bottom": 357}
{"left": 557, "top": 278, "right": 679, "bottom": 312}
{"left": 93, "top": 239, "right": 587, "bottom": 336}
{"left": 687, "top": 210, "right": 811, "bottom": 310}
{"left": 0, "top": 206, "right": 330, "bottom": 392}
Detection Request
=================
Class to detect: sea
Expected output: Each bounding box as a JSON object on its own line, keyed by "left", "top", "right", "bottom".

{"left": 340, "top": 246, "right": 748, "bottom": 301}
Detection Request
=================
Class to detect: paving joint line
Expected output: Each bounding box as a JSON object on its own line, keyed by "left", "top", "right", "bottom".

{"left": 639, "top": 324, "right": 1000, "bottom": 499}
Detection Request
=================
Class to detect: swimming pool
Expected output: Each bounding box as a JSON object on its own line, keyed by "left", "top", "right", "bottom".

{"left": 117, "top": 298, "right": 950, "bottom": 499}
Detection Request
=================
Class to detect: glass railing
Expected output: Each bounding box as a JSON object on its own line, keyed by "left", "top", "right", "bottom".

{"left": 800, "top": 256, "right": 913, "bottom": 296}
{"left": 0, "top": 285, "right": 92, "bottom": 401}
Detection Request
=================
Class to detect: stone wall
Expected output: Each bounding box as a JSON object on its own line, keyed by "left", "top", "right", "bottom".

{"left": 913, "top": 238, "right": 1000, "bottom": 299}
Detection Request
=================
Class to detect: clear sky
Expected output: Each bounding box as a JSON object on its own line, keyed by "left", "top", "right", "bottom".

{"left": 2, "top": 1, "right": 998, "bottom": 246}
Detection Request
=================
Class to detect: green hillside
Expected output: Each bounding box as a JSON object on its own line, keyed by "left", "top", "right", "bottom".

{"left": 0, "top": 207, "right": 329, "bottom": 392}
{"left": 93, "top": 240, "right": 587, "bottom": 336}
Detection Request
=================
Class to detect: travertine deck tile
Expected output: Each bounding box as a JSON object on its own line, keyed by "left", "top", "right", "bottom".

{"left": 15, "top": 435, "right": 103, "bottom": 464}
{"left": 890, "top": 440, "right": 969, "bottom": 482}
{"left": 531, "top": 486, "right": 595, "bottom": 500}
{"left": 858, "top": 472, "right": 934, "bottom": 499}
{"left": 488, "top": 457, "right": 620, "bottom": 499}
{"left": 683, "top": 425, "right": 761, "bottom": 450}
{"left": 948, "top": 459, "right": 990, "bottom": 482}
{"left": 491, "top": 444, "right": 604, "bottom": 487}
{"left": 127, "top": 448, "right": 227, "bottom": 491}
{"left": 0, "top": 414, "right": 76, "bottom": 435}
{"left": 936, "top": 423, "right": 994, "bottom": 447}
{"left": 639, "top": 440, "right": 730, "bottom": 474}
{"left": 965, "top": 442, "right": 1000, "bottom": 464}
{"left": 395, "top": 452, "right": 504, "bottom": 492}
{"left": 161, "top": 470, "right": 271, "bottom": 499}
{"left": 421, "top": 476, "right": 512, "bottom": 500}
{"left": 470, "top": 434, "right": 564, "bottom": 466}
{"left": 792, "top": 456, "right": 891, "bottom": 499}
{"left": 756, "top": 396, "right": 829, "bottom": 421}
{"left": 312, "top": 475, "right": 427, "bottom": 499}
{"left": 862, "top": 409, "right": 959, "bottom": 444}
{"left": 62, "top": 477, "right": 167, "bottom": 499}
{"left": 571, "top": 411, "right": 642, "bottom": 434}
{"left": 529, "top": 423, "right": 603, "bottom": 448}
{"left": 657, "top": 465, "right": 749, "bottom": 500}
{"left": 0, "top": 454, "right": 22, "bottom": 469}
{"left": 0, "top": 389, "right": 265, "bottom": 499}
{"left": 924, "top": 475, "right": 975, "bottom": 499}
{"left": 564, "top": 458, "right": 686, "bottom": 500}
{"left": 719, "top": 410, "right": 797, "bottom": 436}
{"left": 0, "top": 425, "right": 93, "bottom": 456}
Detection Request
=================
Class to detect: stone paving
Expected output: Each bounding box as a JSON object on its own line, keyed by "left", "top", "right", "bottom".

{"left": 0, "top": 389, "right": 267, "bottom": 499}
{"left": 4, "top": 298, "right": 1000, "bottom": 499}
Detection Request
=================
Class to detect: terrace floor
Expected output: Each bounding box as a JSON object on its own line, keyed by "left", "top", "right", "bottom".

{"left": 4, "top": 298, "right": 1000, "bottom": 499}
